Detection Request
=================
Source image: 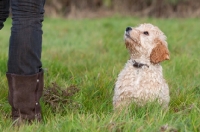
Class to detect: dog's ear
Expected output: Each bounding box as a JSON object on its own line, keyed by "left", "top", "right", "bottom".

{"left": 150, "top": 39, "right": 170, "bottom": 64}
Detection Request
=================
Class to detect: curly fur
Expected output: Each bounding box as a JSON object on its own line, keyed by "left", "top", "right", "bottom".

{"left": 113, "top": 23, "right": 170, "bottom": 109}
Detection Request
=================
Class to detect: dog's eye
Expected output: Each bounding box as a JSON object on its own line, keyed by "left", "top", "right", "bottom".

{"left": 143, "top": 31, "right": 149, "bottom": 35}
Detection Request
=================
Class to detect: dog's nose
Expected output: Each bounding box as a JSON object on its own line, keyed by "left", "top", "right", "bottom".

{"left": 126, "top": 27, "right": 132, "bottom": 32}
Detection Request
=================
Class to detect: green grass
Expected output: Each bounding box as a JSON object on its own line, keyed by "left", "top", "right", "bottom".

{"left": 0, "top": 16, "right": 200, "bottom": 131}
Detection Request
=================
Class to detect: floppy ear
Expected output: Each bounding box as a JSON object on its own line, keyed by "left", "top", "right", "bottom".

{"left": 150, "top": 39, "right": 170, "bottom": 64}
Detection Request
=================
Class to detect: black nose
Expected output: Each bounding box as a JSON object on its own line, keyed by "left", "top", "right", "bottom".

{"left": 126, "top": 27, "right": 132, "bottom": 32}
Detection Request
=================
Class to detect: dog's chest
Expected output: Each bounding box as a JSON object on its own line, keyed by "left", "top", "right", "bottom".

{"left": 115, "top": 61, "right": 164, "bottom": 97}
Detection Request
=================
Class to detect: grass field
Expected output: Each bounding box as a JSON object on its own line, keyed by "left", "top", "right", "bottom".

{"left": 0, "top": 16, "right": 200, "bottom": 132}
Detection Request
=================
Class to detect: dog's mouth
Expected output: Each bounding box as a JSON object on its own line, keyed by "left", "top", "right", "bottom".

{"left": 124, "top": 31, "right": 139, "bottom": 44}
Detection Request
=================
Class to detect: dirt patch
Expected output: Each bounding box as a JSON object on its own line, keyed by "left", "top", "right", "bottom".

{"left": 43, "top": 82, "right": 80, "bottom": 112}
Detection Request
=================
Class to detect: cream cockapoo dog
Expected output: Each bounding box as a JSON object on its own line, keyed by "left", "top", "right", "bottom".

{"left": 113, "top": 23, "right": 170, "bottom": 109}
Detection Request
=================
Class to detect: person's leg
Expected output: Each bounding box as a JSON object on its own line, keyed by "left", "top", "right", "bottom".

{"left": 6, "top": 0, "right": 45, "bottom": 124}
{"left": 8, "top": 0, "right": 45, "bottom": 74}
{"left": 0, "top": 0, "right": 10, "bottom": 30}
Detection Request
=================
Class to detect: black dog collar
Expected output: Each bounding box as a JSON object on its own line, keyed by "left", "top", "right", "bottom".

{"left": 132, "top": 60, "right": 149, "bottom": 68}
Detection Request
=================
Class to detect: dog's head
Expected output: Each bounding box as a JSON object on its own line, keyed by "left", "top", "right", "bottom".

{"left": 124, "top": 23, "right": 170, "bottom": 64}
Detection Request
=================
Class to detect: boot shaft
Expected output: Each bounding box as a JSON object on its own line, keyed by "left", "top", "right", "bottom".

{"left": 7, "top": 71, "right": 44, "bottom": 122}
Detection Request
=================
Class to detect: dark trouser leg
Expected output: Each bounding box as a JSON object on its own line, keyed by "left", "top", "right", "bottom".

{"left": 0, "top": 0, "right": 10, "bottom": 30}
{"left": 8, "top": 0, "right": 45, "bottom": 74}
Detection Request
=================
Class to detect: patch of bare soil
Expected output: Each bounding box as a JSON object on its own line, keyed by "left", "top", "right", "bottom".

{"left": 43, "top": 83, "right": 80, "bottom": 112}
